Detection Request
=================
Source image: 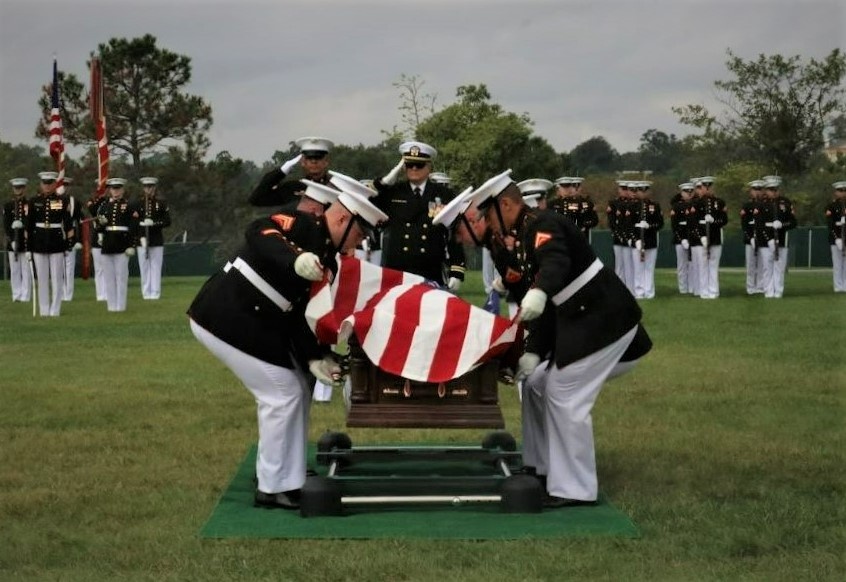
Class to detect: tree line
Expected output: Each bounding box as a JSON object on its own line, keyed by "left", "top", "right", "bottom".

{"left": 2, "top": 36, "right": 845, "bottom": 258}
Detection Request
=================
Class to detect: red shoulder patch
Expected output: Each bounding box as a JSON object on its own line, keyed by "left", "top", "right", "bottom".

{"left": 271, "top": 213, "right": 296, "bottom": 231}
{"left": 534, "top": 231, "right": 552, "bottom": 248}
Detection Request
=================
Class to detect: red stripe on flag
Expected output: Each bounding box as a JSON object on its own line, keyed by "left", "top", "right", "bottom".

{"left": 428, "top": 296, "right": 472, "bottom": 380}
{"left": 375, "top": 284, "right": 430, "bottom": 372}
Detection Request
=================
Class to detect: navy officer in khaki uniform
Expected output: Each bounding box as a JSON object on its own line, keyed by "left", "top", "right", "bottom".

{"left": 372, "top": 141, "right": 466, "bottom": 289}
{"left": 188, "top": 181, "right": 387, "bottom": 510}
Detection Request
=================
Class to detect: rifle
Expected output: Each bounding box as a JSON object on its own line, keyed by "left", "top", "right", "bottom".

{"left": 841, "top": 202, "right": 846, "bottom": 258}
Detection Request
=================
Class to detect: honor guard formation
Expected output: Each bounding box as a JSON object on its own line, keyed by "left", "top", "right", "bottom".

{"left": 4, "top": 173, "right": 171, "bottom": 314}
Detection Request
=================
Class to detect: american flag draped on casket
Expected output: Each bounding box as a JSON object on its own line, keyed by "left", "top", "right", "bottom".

{"left": 305, "top": 255, "right": 520, "bottom": 383}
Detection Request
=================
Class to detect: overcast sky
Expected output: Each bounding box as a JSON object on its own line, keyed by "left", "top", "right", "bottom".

{"left": 0, "top": 0, "right": 843, "bottom": 165}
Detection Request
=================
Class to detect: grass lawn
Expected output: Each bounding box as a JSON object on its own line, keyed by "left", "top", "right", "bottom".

{"left": 1, "top": 268, "right": 844, "bottom": 581}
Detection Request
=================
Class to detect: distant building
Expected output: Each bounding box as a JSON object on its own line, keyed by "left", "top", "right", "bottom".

{"left": 824, "top": 139, "right": 846, "bottom": 162}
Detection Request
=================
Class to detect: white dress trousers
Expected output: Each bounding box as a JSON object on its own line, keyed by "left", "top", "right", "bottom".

{"left": 8, "top": 251, "right": 32, "bottom": 301}
{"left": 63, "top": 248, "right": 77, "bottom": 300}
{"left": 33, "top": 252, "right": 65, "bottom": 316}
{"left": 137, "top": 245, "right": 164, "bottom": 299}
{"left": 692, "top": 244, "right": 721, "bottom": 299}
{"left": 91, "top": 247, "right": 106, "bottom": 301}
{"left": 674, "top": 244, "right": 690, "bottom": 294}
{"left": 520, "top": 325, "right": 638, "bottom": 502}
{"left": 759, "top": 245, "right": 787, "bottom": 298}
{"left": 190, "top": 319, "right": 310, "bottom": 494}
{"left": 631, "top": 247, "right": 657, "bottom": 299}
{"left": 101, "top": 253, "right": 129, "bottom": 311}
{"left": 832, "top": 245, "right": 846, "bottom": 292}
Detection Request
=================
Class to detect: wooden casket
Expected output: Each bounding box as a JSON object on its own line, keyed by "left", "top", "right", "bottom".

{"left": 344, "top": 341, "right": 505, "bottom": 429}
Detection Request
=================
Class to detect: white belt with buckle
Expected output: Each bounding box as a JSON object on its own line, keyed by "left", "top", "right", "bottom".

{"left": 224, "top": 257, "right": 292, "bottom": 312}
{"left": 551, "top": 258, "right": 603, "bottom": 306}
{"left": 35, "top": 222, "right": 63, "bottom": 229}
{"left": 105, "top": 226, "right": 129, "bottom": 232}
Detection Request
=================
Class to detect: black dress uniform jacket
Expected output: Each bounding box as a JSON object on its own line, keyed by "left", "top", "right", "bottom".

{"left": 60, "top": 194, "right": 83, "bottom": 250}
{"left": 632, "top": 198, "right": 664, "bottom": 250}
{"left": 138, "top": 195, "right": 172, "bottom": 246}
{"left": 96, "top": 196, "right": 139, "bottom": 254}
{"left": 249, "top": 168, "right": 333, "bottom": 207}
{"left": 669, "top": 195, "right": 691, "bottom": 245}
{"left": 687, "top": 195, "right": 728, "bottom": 246}
{"left": 3, "top": 196, "right": 28, "bottom": 253}
{"left": 740, "top": 198, "right": 760, "bottom": 245}
{"left": 522, "top": 210, "right": 644, "bottom": 368}
{"left": 825, "top": 199, "right": 846, "bottom": 245}
{"left": 372, "top": 179, "right": 466, "bottom": 284}
{"left": 549, "top": 196, "right": 598, "bottom": 237}
{"left": 86, "top": 194, "right": 106, "bottom": 249}
{"left": 756, "top": 196, "right": 796, "bottom": 248}
{"left": 188, "top": 210, "right": 334, "bottom": 369}
{"left": 26, "top": 193, "right": 70, "bottom": 254}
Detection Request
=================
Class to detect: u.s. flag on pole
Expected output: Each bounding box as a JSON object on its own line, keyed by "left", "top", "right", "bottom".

{"left": 49, "top": 57, "right": 66, "bottom": 194}
{"left": 305, "top": 255, "right": 520, "bottom": 383}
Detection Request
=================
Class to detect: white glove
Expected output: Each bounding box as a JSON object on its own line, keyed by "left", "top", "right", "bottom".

{"left": 140, "top": 218, "right": 155, "bottom": 227}
{"left": 491, "top": 276, "right": 507, "bottom": 294}
{"left": 836, "top": 217, "right": 846, "bottom": 226}
{"left": 140, "top": 236, "right": 148, "bottom": 249}
{"left": 768, "top": 239, "right": 776, "bottom": 250}
{"left": 309, "top": 356, "right": 341, "bottom": 385}
{"left": 772, "top": 219, "right": 783, "bottom": 230}
{"left": 635, "top": 220, "right": 649, "bottom": 229}
{"left": 635, "top": 240, "right": 643, "bottom": 251}
{"left": 835, "top": 238, "right": 843, "bottom": 251}
{"left": 704, "top": 214, "right": 715, "bottom": 224}
{"left": 11, "top": 219, "right": 23, "bottom": 229}
{"left": 73, "top": 242, "right": 83, "bottom": 250}
{"left": 519, "top": 288, "right": 547, "bottom": 322}
{"left": 681, "top": 239, "right": 690, "bottom": 250}
{"left": 97, "top": 215, "right": 108, "bottom": 225}
{"left": 125, "top": 247, "right": 136, "bottom": 257}
{"left": 515, "top": 353, "right": 540, "bottom": 383}
{"left": 700, "top": 236, "right": 709, "bottom": 247}
{"left": 25, "top": 251, "right": 32, "bottom": 260}
{"left": 750, "top": 238, "right": 756, "bottom": 249}
{"left": 627, "top": 239, "right": 633, "bottom": 247}
{"left": 97, "top": 233, "right": 104, "bottom": 245}
{"left": 294, "top": 252, "right": 324, "bottom": 281}
{"left": 11, "top": 241, "right": 17, "bottom": 252}
{"left": 447, "top": 277, "right": 462, "bottom": 292}
{"left": 381, "top": 158, "right": 405, "bottom": 186}
{"left": 280, "top": 153, "right": 303, "bottom": 175}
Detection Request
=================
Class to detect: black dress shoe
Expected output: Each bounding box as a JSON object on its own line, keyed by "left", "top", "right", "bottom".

{"left": 543, "top": 495, "right": 598, "bottom": 509}
{"left": 254, "top": 489, "right": 301, "bottom": 510}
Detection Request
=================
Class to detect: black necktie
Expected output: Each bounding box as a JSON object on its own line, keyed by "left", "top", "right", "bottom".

{"left": 414, "top": 187, "right": 421, "bottom": 197}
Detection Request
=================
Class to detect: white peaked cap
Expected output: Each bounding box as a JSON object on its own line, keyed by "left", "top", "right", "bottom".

{"left": 10, "top": 178, "right": 28, "bottom": 186}
{"left": 522, "top": 193, "right": 542, "bottom": 208}
{"left": 300, "top": 179, "right": 340, "bottom": 205}
{"left": 832, "top": 181, "right": 846, "bottom": 189}
{"left": 38, "top": 171, "right": 59, "bottom": 181}
{"left": 399, "top": 141, "right": 437, "bottom": 160}
{"left": 518, "top": 178, "right": 553, "bottom": 194}
{"left": 335, "top": 188, "right": 389, "bottom": 228}
{"left": 328, "top": 170, "right": 377, "bottom": 199}
{"left": 106, "top": 177, "right": 127, "bottom": 187}
{"left": 429, "top": 171, "right": 451, "bottom": 184}
{"left": 294, "top": 136, "right": 333, "bottom": 152}
{"left": 679, "top": 182, "right": 694, "bottom": 190}
{"left": 432, "top": 186, "right": 475, "bottom": 227}
{"left": 468, "top": 169, "right": 514, "bottom": 209}
{"left": 140, "top": 177, "right": 159, "bottom": 185}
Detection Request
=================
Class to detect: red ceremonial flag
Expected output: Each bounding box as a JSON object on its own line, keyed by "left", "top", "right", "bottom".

{"left": 49, "top": 57, "right": 66, "bottom": 194}
{"left": 89, "top": 56, "right": 109, "bottom": 196}
{"left": 305, "top": 255, "right": 520, "bottom": 383}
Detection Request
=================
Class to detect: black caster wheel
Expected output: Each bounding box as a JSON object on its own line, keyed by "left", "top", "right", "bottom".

{"left": 316, "top": 431, "right": 352, "bottom": 466}
{"left": 481, "top": 430, "right": 517, "bottom": 451}
{"left": 300, "top": 476, "right": 343, "bottom": 517}
{"left": 500, "top": 474, "right": 543, "bottom": 513}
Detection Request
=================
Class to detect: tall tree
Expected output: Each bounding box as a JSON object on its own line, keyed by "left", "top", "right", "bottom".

{"left": 673, "top": 49, "right": 846, "bottom": 176}
{"left": 392, "top": 74, "right": 437, "bottom": 140}
{"left": 568, "top": 136, "right": 618, "bottom": 174}
{"left": 638, "top": 129, "right": 682, "bottom": 174}
{"left": 415, "top": 84, "right": 559, "bottom": 187}
{"left": 36, "top": 34, "right": 213, "bottom": 168}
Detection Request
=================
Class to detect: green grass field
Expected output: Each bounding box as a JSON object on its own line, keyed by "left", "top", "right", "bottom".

{"left": 1, "top": 269, "right": 844, "bottom": 581}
